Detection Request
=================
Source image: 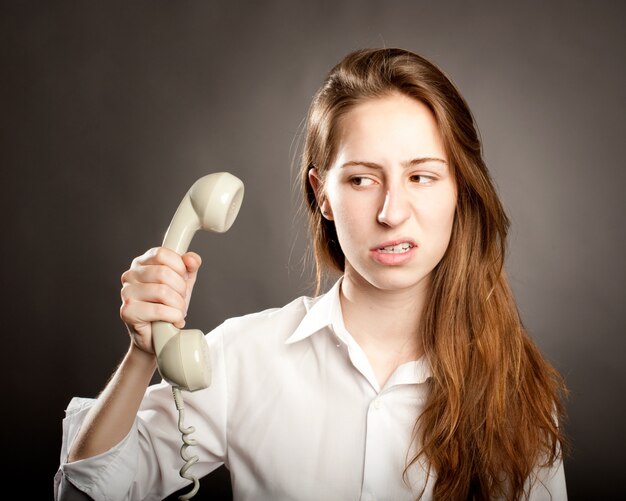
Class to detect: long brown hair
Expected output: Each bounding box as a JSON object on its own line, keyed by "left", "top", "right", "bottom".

{"left": 300, "top": 48, "right": 568, "bottom": 500}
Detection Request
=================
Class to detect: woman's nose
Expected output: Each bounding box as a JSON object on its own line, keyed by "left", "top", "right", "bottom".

{"left": 377, "top": 187, "right": 411, "bottom": 227}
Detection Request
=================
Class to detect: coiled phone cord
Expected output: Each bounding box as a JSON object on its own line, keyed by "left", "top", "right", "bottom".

{"left": 172, "top": 387, "right": 200, "bottom": 501}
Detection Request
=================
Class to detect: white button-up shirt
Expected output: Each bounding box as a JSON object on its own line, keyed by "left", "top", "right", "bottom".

{"left": 55, "top": 279, "right": 567, "bottom": 500}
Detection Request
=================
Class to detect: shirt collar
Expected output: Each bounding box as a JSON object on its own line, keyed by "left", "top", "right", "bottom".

{"left": 285, "top": 278, "right": 343, "bottom": 345}
{"left": 285, "top": 277, "right": 432, "bottom": 386}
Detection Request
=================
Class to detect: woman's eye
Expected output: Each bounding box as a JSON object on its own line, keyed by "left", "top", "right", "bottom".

{"left": 350, "top": 176, "right": 375, "bottom": 187}
{"left": 410, "top": 174, "right": 434, "bottom": 185}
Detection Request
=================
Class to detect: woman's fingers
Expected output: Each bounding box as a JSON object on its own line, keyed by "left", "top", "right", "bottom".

{"left": 122, "top": 264, "right": 188, "bottom": 300}
{"left": 119, "top": 247, "right": 204, "bottom": 348}
{"left": 121, "top": 282, "right": 187, "bottom": 313}
{"left": 120, "top": 298, "right": 186, "bottom": 330}
{"left": 133, "top": 247, "right": 190, "bottom": 277}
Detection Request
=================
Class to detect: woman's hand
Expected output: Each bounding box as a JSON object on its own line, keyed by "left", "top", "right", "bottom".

{"left": 119, "top": 247, "right": 202, "bottom": 355}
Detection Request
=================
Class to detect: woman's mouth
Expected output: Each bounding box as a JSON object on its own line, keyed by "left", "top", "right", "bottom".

{"left": 377, "top": 242, "right": 414, "bottom": 254}
{"left": 370, "top": 239, "right": 417, "bottom": 265}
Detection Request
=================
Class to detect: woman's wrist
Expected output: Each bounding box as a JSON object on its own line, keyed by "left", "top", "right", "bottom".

{"left": 127, "top": 342, "right": 157, "bottom": 372}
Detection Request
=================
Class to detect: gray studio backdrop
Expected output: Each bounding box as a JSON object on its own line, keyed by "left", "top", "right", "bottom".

{"left": 2, "top": 1, "right": 624, "bottom": 499}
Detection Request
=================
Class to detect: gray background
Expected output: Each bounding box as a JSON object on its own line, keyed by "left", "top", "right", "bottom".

{"left": 2, "top": 1, "right": 624, "bottom": 499}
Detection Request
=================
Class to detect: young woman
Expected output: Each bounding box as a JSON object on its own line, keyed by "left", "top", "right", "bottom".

{"left": 55, "top": 48, "right": 568, "bottom": 500}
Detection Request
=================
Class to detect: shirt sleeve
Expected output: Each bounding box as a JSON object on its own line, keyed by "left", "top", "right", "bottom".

{"left": 54, "top": 326, "right": 229, "bottom": 501}
{"left": 54, "top": 396, "right": 137, "bottom": 501}
{"left": 527, "top": 454, "right": 568, "bottom": 501}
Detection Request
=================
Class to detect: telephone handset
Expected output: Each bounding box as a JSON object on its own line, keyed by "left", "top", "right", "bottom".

{"left": 153, "top": 172, "right": 244, "bottom": 391}
{"left": 152, "top": 172, "right": 244, "bottom": 500}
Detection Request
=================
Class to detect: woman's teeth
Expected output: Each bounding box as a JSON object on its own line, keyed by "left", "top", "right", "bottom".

{"left": 378, "top": 243, "right": 413, "bottom": 253}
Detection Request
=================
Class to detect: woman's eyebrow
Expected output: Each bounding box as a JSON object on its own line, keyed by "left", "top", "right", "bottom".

{"left": 404, "top": 157, "right": 447, "bottom": 168}
{"left": 341, "top": 157, "right": 448, "bottom": 169}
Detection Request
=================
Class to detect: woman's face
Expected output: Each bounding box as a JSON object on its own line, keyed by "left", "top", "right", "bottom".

{"left": 310, "top": 92, "right": 457, "bottom": 294}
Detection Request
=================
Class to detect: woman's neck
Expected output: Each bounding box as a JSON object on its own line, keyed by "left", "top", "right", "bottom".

{"left": 339, "top": 268, "right": 428, "bottom": 387}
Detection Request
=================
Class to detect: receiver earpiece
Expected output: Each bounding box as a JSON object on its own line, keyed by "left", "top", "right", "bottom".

{"left": 162, "top": 172, "right": 245, "bottom": 254}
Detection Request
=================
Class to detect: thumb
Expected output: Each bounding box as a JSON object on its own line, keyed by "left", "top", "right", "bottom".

{"left": 181, "top": 251, "right": 202, "bottom": 276}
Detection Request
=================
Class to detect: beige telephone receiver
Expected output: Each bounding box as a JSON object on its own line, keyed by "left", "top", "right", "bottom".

{"left": 152, "top": 172, "right": 244, "bottom": 500}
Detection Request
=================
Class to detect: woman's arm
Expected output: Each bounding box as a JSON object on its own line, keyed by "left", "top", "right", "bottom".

{"left": 67, "top": 345, "right": 156, "bottom": 461}
{"left": 67, "top": 247, "right": 202, "bottom": 462}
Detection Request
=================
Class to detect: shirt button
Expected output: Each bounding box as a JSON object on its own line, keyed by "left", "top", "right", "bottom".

{"left": 373, "top": 398, "right": 382, "bottom": 410}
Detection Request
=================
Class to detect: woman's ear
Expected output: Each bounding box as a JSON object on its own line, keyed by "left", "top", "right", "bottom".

{"left": 308, "top": 168, "right": 333, "bottom": 220}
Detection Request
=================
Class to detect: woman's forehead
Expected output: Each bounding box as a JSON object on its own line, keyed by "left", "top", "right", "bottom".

{"left": 333, "top": 94, "right": 447, "bottom": 165}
